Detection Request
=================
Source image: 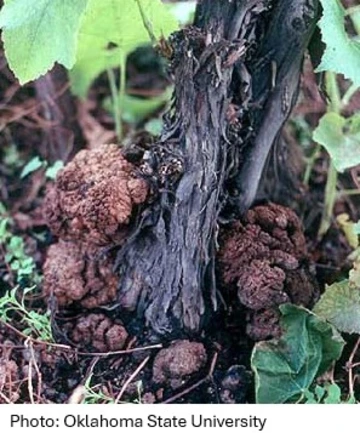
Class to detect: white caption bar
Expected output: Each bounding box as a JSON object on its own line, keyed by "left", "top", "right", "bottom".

{"left": 1, "top": 404, "right": 356, "bottom": 433}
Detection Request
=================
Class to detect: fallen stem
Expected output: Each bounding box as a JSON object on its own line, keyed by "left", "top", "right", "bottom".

{"left": 0, "top": 390, "right": 12, "bottom": 404}
{"left": 26, "top": 339, "right": 42, "bottom": 404}
{"left": 347, "top": 336, "right": 360, "bottom": 400}
{"left": 115, "top": 356, "right": 150, "bottom": 404}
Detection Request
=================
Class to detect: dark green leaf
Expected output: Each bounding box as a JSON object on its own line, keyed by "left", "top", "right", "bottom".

{"left": 252, "top": 304, "right": 344, "bottom": 403}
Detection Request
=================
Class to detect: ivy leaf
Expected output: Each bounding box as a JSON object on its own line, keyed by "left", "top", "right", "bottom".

{"left": 70, "top": 0, "right": 178, "bottom": 97}
{"left": 316, "top": 0, "right": 360, "bottom": 88}
{"left": 313, "top": 112, "right": 360, "bottom": 172}
{"left": 323, "top": 383, "right": 342, "bottom": 404}
{"left": 0, "top": 0, "right": 88, "bottom": 84}
{"left": 252, "top": 304, "right": 344, "bottom": 404}
{"left": 314, "top": 385, "right": 326, "bottom": 402}
{"left": 313, "top": 280, "right": 360, "bottom": 334}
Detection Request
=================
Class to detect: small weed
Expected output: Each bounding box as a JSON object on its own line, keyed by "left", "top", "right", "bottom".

{"left": 20, "top": 157, "right": 64, "bottom": 180}
{"left": 82, "top": 374, "right": 143, "bottom": 404}
{"left": 0, "top": 285, "right": 53, "bottom": 342}
{"left": 0, "top": 203, "right": 53, "bottom": 342}
{"left": 3, "top": 143, "right": 24, "bottom": 169}
{"left": 0, "top": 204, "right": 40, "bottom": 285}
{"left": 303, "top": 383, "right": 356, "bottom": 404}
{"left": 83, "top": 375, "right": 116, "bottom": 404}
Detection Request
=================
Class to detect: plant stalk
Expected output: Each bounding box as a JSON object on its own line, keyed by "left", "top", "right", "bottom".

{"left": 119, "top": 52, "right": 127, "bottom": 139}
{"left": 317, "top": 72, "right": 341, "bottom": 239}
{"left": 107, "top": 68, "right": 122, "bottom": 142}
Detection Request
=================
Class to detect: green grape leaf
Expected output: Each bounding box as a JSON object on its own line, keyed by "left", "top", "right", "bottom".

{"left": 70, "top": 0, "right": 178, "bottom": 97}
{"left": 313, "top": 279, "right": 360, "bottom": 334}
{"left": 252, "top": 304, "right": 344, "bottom": 404}
{"left": 0, "top": 0, "right": 88, "bottom": 84}
{"left": 313, "top": 112, "right": 360, "bottom": 172}
{"left": 103, "top": 87, "right": 172, "bottom": 124}
{"left": 316, "top": 0, "right": 360, "bottom": 88}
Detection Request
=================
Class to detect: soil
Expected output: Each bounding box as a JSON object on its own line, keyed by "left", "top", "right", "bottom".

{"left": 1, "top": 1, "right": 360, "bottom": 404}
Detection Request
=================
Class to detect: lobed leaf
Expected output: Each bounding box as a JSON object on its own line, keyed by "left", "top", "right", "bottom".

{"left": 0, "top": 0, "right": 88, "bottom": 84}
{"left": 313, "top": 112, "right": 360, "bottom": 172}
{"left": 252, "top": 304, "right": 344, "bottom": 403}
{"left": 70, "top": 0, "right": 178, "bottom": 97}
{"left": 313, "top": 279, "right": 360, "bottom": 334}
{"left": 317, "top": 0, "right": 360, "bottom": 88}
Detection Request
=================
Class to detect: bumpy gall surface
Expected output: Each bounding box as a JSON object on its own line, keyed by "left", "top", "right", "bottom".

{"left": 218, "top": 203, "right": 317, "bottom": 339}
{"left": 43, "top": 241, "right": 118, "bottom": 308}
{"left": 44, "top": 144, "right": 148, "bottom": 245}
{"left": 70, "top": 314, "right": 128, "bottom": 352}
{"left": 152, "top": 340, "right": 207, "bottom": 389}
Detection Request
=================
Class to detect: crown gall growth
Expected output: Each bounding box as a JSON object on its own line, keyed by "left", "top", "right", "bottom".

{"left": 152, "top": 340, "right": 207, "bottom": 390}
{"left": 44, "top": 144, "right": 149, "bottom": 246}
{"left": 217, "top": 203, "right": 318, "bottom": 339}
{"left": 41, "top": 144, "right": 148, "bottom": 353}
{"left": 69, "top": 314, "right": 128, "bottom": 352}
{"left": 43, "top": 241, "right": 118, "bottom": 308}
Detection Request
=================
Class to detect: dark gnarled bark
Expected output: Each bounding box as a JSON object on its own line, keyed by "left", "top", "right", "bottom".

{"left": 116, "top": 0, "right": 319, "bottom": 336}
